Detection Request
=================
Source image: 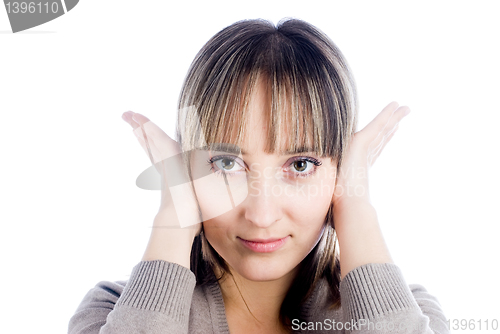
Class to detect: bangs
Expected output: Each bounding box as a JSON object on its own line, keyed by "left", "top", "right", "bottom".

{"left": 209, "top": 70, "right": 323, "bottom": 158}
{"left": 177, "top": 18, "right": 357, "bottom": 168}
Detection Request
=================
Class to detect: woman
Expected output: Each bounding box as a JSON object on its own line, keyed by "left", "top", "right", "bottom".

{"left": 68, "top": 18, "right": 449, "bottom": 333}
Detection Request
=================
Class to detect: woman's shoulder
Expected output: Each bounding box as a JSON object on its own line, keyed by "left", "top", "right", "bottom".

{"left": 310, "top": 263, "right": 441, "bottom": 313}
{"left": 69, "top": 262, "right": 227, "bottom": 334}
{"left": 302, "top": 263, "right": 449, "bottom": 333}
{"left": 79, "top": 261, "right": 221, "bottom": 314}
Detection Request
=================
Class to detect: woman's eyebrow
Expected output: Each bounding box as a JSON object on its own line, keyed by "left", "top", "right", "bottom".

{"left": 242, "top": 146, "right": 316, "bottom": 155}
{"left": 206, "top": 144, "right": 315, "bottom": 155}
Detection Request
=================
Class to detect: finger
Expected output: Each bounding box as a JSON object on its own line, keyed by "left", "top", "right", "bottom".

{"left": 369, "top": 124, "right": 399, "bottom": 166}
{"left": 377, "top": 122, "right": 399, "bottom": 154}
{"left": 363, "top": 101, "right": 399, "bottom": 134}
{"left": 359, "top": 102, "right": 398, "bottom": 151}
{"left": 131, "top": 113, "right": 165, "bottom": 144}
{"left": 132, "top": 115, "right": 182, "bottom": 165}
{"left": 121, "top": 111, "right": 140, "bottom": 130}
{"left": 384, "top": 106, "right": 410, "bottom": 133}
{"left": 373, "top": 106, "right": 409, "bottom": 149}
{"left": 362, "top": 102, "right": 410, "bottom": 136}
{"left": 131, "top": 112, "right": 151, "bottom": 126}
{"left": 122, "top": 111, "right": 158, "bottom": 166}
{"left": 366, "top": 105, "right": 410, "bottom": 153}
{"left": 129, "top": 113, "right": 157, "bottom": 166}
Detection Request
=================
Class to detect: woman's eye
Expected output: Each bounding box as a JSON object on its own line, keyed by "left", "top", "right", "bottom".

{"left": 207, "top": 155, "right": 245, "bottom": 176}
{"left": 292, "top": 160, "right": 309, "bottom": 172}
{"left": 287, "top": 157, "right": 322, "bottom": 178}
{"left": 215, "top": 157, "right": 240, "bottom": 172}
{"left": 290, "top": 160, "right": 314, "bottom": 174}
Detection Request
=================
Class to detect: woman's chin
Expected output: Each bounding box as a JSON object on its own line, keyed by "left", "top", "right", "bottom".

{"left": 229, "top": 257, "right": 297, "bottom": 282}
{"left": 237, "top": 269, "right": 286, "bottom": 282}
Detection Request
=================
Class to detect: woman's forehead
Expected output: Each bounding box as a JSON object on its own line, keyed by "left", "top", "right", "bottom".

{"left": 211, "top": 129, "right": 317, "bottom": 157}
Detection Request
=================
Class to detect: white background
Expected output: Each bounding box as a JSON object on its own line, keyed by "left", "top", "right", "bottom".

{"left": 1, "top": 1, "right": 499, "bottom": 333}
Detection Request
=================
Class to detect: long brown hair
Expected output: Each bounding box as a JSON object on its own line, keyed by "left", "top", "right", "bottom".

{"left": 176, "top": 18, "right": 358, "bottom": 328}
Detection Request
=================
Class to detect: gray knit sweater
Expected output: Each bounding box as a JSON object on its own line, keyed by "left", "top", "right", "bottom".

{"left": 68, "top": 261, "right": 449, "bottom": 333}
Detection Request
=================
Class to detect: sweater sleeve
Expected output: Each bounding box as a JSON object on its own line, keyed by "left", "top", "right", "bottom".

{"left": 339, "top": 263, "right": 449, "bottom": 334}
{"left": 68, "top": 260, "right": 197, "bottom": 334}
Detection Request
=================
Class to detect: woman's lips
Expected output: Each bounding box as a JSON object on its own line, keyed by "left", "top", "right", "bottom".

{"left": 237, "top": 236, "right": 290, "bottom": 253}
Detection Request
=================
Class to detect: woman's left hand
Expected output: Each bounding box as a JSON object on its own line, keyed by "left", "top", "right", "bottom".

{"left": 332, "top": 101, "right": 411, "bottom": 208}
{"left": 331, "top": 101, "right": 411, "bottom": 278}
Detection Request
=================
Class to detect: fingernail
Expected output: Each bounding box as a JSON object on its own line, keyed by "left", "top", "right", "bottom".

{"left": 404, "top": 108, "right": 411, "bottom": 116}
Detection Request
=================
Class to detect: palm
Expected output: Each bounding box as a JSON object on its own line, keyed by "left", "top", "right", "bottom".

{"left": 122, "top": 111, "right": 201, "bottom": 232}
{"left": 332, "top": 101, "right": 410, "bottom": 207}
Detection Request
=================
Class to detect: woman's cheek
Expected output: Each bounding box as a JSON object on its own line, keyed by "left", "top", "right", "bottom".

{"left": 192, "top": 174, "right": 247, "bottom": 221}
{"left": 203, "top": 219, "right": 230, "bottom": 251}
{"left": 287, "top": 168, "right": 335, "bottom": 192}
{"left": 285, "top": 178, "right": 334, "bottom": 214}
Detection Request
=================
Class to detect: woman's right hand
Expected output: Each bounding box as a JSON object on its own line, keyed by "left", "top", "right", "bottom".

{"left": 122, "top": 111, "right": 201, "bottom": 268}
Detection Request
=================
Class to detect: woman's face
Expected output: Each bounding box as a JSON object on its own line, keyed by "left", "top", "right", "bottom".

{"left": 192, "top": 78, "right": 338, "bottom": 282}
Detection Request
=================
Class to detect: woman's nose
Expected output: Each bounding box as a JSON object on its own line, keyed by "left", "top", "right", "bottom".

{"left": 243, "top": 170, "right": 284, "bottom": 228}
